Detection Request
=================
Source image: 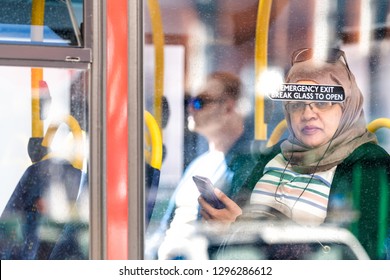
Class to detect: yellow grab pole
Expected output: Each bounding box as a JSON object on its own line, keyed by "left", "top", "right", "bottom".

{"left": 254, "top": 0, "right": 272, "bottom": 140}
{"left": 31, "top": 0, "right": 46, "bottom": 137}
{"left": 31, "top": 0, "right": 45, "bottom": 38}
{"left": 147, "top": 0, "right": 165, "bottom": 130}
{"left": 31, "top": 69, "right": 44, "bottom": 137}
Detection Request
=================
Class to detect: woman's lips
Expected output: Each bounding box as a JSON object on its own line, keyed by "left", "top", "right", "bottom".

{"left": 302, "top": 126, "right": 321, "bottom": 135}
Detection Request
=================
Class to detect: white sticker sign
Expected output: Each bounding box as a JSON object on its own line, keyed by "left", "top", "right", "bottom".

{"left": 268, "top": 83, "right": 345, "bottom": 102}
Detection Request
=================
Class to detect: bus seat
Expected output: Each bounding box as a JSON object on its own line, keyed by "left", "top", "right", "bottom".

{"left": 0, "top": 158, "right": 84, "bottom": 259}
{"left": 0, "top": 115, "right": 87, "bottom": 259}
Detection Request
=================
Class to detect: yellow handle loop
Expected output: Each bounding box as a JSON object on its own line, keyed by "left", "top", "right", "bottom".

{"left": 367, "top": 118, "right": 390, "bottom": 133}
{"left": 267, "top": 119, "right": 287, "bottom": 147}
{"left": 42, "top": 115, "right": 84, "bottom": 170}
{"left": 145, "top": 111, "right": 163, "bottom": 170}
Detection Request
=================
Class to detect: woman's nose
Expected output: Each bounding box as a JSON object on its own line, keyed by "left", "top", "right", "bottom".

{"left": 302, "top": 104, "right": 317, "bottom": 119}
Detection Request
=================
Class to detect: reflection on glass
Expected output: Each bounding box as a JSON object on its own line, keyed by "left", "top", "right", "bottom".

{"left": 0, "top": 66, "right": 89, "bottom": 259}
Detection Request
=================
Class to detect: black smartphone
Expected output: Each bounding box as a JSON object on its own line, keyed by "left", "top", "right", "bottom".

{"left": 192, "top": 175, "right": 225, "bottom": 209}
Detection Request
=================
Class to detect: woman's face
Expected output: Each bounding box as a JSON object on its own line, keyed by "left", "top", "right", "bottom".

{"left": 288, "top": 80, "right": 343, "bottom": 148}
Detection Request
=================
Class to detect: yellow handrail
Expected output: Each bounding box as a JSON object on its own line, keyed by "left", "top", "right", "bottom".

{"left": 267, "top": 119, "right": 287, "bottom": 147}
{"left": 367, "top": 118, "right": 390, "bottom": 133}
{"left": 145, "top": 111, "right": 163, "bottom": 170}
{"left": 147, "top": 0, "right": 165, "bottom": 130}
{"left": 254, "top": 0, "right": 273, "bottom": 140}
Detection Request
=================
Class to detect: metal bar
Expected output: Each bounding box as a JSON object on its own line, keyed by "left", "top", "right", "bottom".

{"left": 128, "top": 0, "right": 145, "bottom": 260}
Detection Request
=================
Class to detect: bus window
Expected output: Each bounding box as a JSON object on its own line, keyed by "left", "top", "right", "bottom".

{"left": 144, "top": 0, "right": 390, "bottom": 260}
{"left": 0, "top": 0, "right": 83, "bottom": 46}
{"left": 0, "top": 66, "right": 89, "bottom": 259}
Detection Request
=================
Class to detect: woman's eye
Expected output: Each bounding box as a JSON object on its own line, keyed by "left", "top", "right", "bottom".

{"left": 315, "top": 102, "right": 330, "bottom": 109}
{"left": 292, "top": 103, "right": 304, "bottom": 110}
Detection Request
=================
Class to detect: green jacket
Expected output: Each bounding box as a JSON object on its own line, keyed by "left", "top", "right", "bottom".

{"left": 233, "top": 141, "right": 390, "bottom": 260}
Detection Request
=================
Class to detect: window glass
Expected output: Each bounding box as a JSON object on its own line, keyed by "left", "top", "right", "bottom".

{"left": 0, "top": 66, "right": 89, "bottom": 259}
{"left": 0, "top": 0, "right": 83, "bottom": 46}
{"left": 144, "top": 0, "right": 390, "bottom": 260}
{"left": 209, "top": 243, "right": 359, "bottom": 260}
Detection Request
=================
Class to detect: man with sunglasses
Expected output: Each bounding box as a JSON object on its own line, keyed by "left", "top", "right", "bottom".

{"left": 155, "top": 71, "right": 257, "bottom": 259}
{"left": 198, "top": 49, "right": 390, "bottom": 260}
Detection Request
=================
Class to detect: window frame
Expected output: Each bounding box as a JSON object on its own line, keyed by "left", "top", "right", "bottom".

{"left": 0, "top": 0, "right": 105, "bottom": 260}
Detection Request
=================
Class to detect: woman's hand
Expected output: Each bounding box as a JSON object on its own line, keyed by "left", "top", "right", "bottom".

{"left": 198, "top": 188, "right": 242, "bottom": 226}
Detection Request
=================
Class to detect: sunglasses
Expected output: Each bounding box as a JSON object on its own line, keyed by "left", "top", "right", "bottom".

{"left": 291, "top": 48, "right": 351, "bottom": 72}
{"left": 188, "top": 95, "right": 225, "bottom": 111}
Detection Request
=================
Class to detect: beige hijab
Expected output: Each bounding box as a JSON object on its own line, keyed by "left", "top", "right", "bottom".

{"left": 280, "top": 52, "right": 377, "bottom": 174}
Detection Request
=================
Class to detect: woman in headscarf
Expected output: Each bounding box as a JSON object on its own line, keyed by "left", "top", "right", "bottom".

{"left": 198, "top": 48, "right": 390, "bottom": 259}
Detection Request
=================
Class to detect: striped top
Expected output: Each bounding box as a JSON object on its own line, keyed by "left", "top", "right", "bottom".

{"left": 250, "top": 153, "right": 336, "bottom": 225}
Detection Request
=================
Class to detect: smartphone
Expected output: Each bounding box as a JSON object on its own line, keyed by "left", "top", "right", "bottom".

{"left": 192, "top": 175, "right": 225, "bottom": 209}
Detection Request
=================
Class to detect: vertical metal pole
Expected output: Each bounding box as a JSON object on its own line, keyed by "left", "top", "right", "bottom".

{"left": 128, "top": 0, "right": 145, "bottom": 260}
{"left": 89, "top": 0, "right": 105, "bottom": 260}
